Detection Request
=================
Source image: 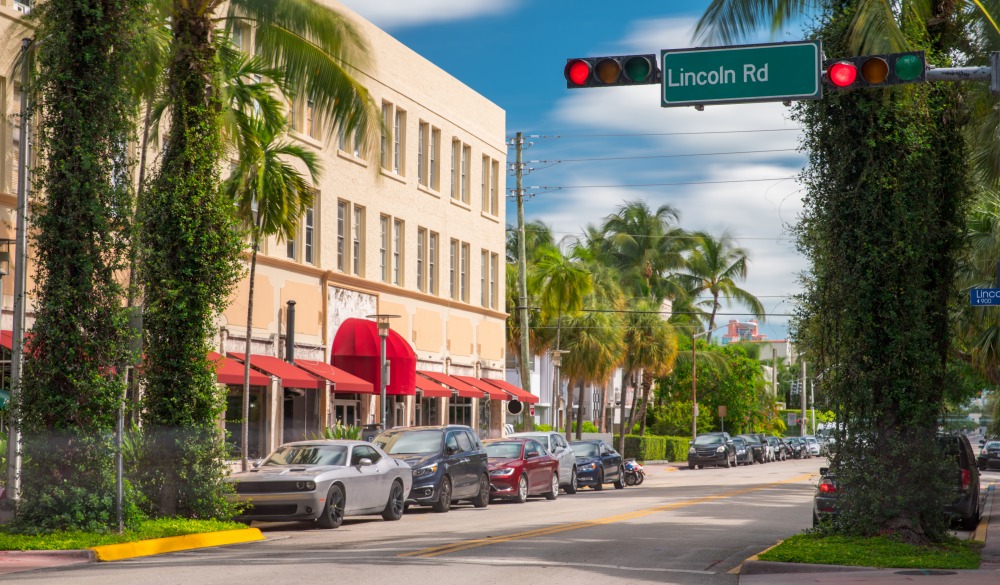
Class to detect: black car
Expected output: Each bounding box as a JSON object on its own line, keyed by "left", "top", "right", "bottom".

{"left": 785, "top": 436, "right": 810, "bottom": 459}
{"left": 687, "top": 432, "right": 736, "bottom": 469}
{"left": 569, "top": 440, "right": 625, "bottom": 490}
{"left": 373, "top": 425, "right": 490, "bottom": 513}
{"left": 737, "top": 434, "right": 767, "bottom": 464}
{"left": 977, "top": 440, "right": 1000, "bottom": 470}
{"left": 732, "top": 436, "right": 754, "bottom": 465}
{"left": 813, "top": 434, "right": 985, "bottom": 530}
{"left": 767, "top": 436, "right": 789, "bottom": 461}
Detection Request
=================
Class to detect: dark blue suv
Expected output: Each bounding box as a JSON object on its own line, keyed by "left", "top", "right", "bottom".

{"left": 373, "top": 425, "right": 490, "bottom": 513}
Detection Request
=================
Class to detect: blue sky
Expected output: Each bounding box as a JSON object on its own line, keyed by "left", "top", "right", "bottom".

{"left": 340, "top": 0, "right": 808, "bottom": 341}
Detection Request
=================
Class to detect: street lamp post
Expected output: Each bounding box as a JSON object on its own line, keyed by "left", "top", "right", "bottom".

{"left": 550, "top": 349, "right": 569, "bottom": 433}
{"left": 366, "top": 314, "right": 399, "bottom": 430}
{"left": 691, "top": 325, "right": 728, "bottom": 440}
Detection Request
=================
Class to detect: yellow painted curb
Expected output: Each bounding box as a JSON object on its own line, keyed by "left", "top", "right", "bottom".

{"left": 90, "top": 528, "right": 264, "bottom": 561}
{"left": 729, "top": 539, "right": 783, "bottom": 574}
{"left": 973, "top": 483, "right": 996, "bottom": 543}
{"left": 663, "top": 466, "right": 678, "bottom": 473}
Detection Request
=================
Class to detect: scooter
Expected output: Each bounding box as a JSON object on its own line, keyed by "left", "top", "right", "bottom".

{"left": 623, "top": 458, "right": 645, "bottom": 486}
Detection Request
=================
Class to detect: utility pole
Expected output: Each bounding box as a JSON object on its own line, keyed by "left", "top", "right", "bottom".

{"left": 800, "top": 358, "right": 807, "bottom": 437}
{"left": 514, "top": 132, "right": 533, "bottom": 430}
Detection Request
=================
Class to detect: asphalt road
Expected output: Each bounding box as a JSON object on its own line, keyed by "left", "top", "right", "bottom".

{"left": 4, "top": 457, "right": 829, "bottom": 585}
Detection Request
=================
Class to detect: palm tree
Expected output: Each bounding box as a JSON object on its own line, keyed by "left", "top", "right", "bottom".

{"left": 528, "top": 243, "right": 592, "bottom": 437}
{"left": 617, "top": 301, "right": 678, "bottom": 451}
{"left": 559, "top": 308, "right": 625, "bottom": 440}
{"left": 600, "top": 200, "right": 688, "bottom": 302}
{"left": 674, "top": 232, "right": 765, "bottom": 341}
{"left": 226, "top": 112, "right": 321, "bottom": 471}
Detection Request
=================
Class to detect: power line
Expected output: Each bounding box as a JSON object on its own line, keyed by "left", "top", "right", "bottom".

{"left": 529, "top": 148, "right": 799, "bottom": 164}
{"left": 518, "top": 128, "right": 802, "bottom": 139}
{"left": 530, "top": 176, "right": 798, "bottom": 191}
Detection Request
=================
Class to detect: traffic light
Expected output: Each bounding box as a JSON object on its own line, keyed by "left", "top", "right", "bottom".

{"left": 564, "top": 54, "right": 661, "bottom": 89}
{"left": 824, "top": 51, "right": 925, "bottom": 89}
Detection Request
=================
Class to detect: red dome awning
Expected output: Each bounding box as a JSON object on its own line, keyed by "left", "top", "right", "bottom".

{"left": 332, "top": 317, "right": 415, "bottom": 396}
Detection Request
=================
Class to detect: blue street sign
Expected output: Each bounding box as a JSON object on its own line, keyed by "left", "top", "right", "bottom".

{"left": 970, "top": 288, "right": 1000, "bottom": 306}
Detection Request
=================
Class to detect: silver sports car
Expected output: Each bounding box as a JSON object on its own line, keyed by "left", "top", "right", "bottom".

{"left": 226, "top": 440, "right": 412, "bottom": 529}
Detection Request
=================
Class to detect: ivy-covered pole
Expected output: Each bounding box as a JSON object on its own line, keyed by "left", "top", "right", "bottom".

{"left": 15, "top": 0, "right": 144, "bottom": 531}
{"left": 136, "top": 1, "right": 243, "bottom": 518}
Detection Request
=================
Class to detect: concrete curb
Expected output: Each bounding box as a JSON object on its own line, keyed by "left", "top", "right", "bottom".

{"left": 90, "top": 528, "right": 264, "bottom": 561}
{"left": 741, "top": 560, "right": 873, "bottom": 575}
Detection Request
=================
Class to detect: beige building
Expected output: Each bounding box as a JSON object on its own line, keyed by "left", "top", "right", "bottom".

{"left": 0, "top": 1, "right": 520, "bottom": 456}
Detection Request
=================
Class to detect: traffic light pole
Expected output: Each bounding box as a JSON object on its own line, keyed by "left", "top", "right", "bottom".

{"left": 925, "top": 52, "right": 1000, "bottom": 93}
{"left": 514, "top": 132, "right": 533, "bottom": 431}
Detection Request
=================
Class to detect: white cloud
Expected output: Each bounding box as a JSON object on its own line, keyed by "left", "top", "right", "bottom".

{"left": 337, "top": 0, "right": 520, "bottom": 30}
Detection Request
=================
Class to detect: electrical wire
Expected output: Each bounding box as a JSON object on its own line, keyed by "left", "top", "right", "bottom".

{"left": 529, "top": 148, "right": 799, "bottom": 164}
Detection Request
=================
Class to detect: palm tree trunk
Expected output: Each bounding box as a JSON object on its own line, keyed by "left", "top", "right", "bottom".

{"left": 575, "top": 381, "right": 584, "bottom": 440}
{"left": 565, "top": 376, "right": 575, "bottom": 440}
{"left": 638, "top": 374, "right": 653, "bottom": 436}
{"left": 599, "top": 384, "right": 608, "bottom": 433}
{"left": 706, "top": 293, "right": 720, "bottom": 342}
{"left": 241, "top": 236, "right": 260, "bottom": 471}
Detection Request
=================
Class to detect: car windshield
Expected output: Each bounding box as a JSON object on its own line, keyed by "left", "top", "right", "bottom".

{"left": 264, "top": 445, "right": 347, "bottom": 466}
{"left": 806, "top": 437, "right": 818, "bottom": 444}
{"left": 985, "top": 441, "right": 1000, "bottom": 450}
{"left": 693, "top": 435, "right": 724, "bottom": 446}
{"left": 572, "top": 443, "right": 600, "bottom": 457}
{"left": 373, "top": 430, "right": 442, "bottom": 455}
{"left": 486, "top": 442, "right": 523, "bottom": 458}
{"left": 733, "top": 438, "right": 746, "bottom": 446}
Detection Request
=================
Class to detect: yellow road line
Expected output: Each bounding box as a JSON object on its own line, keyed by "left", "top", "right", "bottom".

{"left": 400, "top": 473, "right": 816, "bottom": 558}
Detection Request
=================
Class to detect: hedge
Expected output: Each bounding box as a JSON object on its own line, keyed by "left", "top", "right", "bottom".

{"left": 612, "top": 434, "right": 691, "bottom": 462}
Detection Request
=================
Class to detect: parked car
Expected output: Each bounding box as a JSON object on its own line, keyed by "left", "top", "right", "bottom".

{"left": 509, "top": 431, "right": 578, "bottom": 493}
{"left": 737, "top": 434, "right": 767, "bottom": 464}
{"left": 732, "top": 436, "right": 754, "bottom": 465}
{"left": 813, "top": 434, "right": 985, "bottom": 530}
{"left": 766, "top": 436, "right": 789, "bottom": 461}
{"left": 977, "top": 440, "right": 1000, "bottom": 471}
{"left": 688, "top": 432, "right": 736, "bottom": 469}
{"left": 484, "top": 438, "right": 560, "bottom": 502}
{"left": 226, "top": 440, "right": 412, "bottom": 529}
{"left": 372, "top": 425, "right": 490, "bottom": 513}
{"left": 804, "top": 435, "right": 822, "bottom": 457}
{"left": 785, "top": 437, "right": 810, "bottom": 459}
{"left": 569, "top": 440, "right": 625, "bottom": 490}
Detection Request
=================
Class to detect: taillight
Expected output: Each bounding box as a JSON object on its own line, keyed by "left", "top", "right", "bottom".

{"left": 960, "top": 469, "right": 971, "bottom": 491}
{"left": 819, "top": 481, "right": 837, "bottom": 494}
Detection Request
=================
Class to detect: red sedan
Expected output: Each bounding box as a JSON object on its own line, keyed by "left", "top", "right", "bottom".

{"left": 484, "top": 438, "right": 560, "bottom": 503}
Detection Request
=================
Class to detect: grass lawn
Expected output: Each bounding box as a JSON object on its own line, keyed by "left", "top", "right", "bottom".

{"left": 0, "top": 517, "right": 248, "bottom": 551}
{"left": 758, "top": 533, "right": 982, "bottom": 569}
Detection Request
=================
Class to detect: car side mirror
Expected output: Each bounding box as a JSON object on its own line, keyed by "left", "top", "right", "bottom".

{"left": 446, "top": 446, "right": 459, "bottom": 456}
{"left": 819, "top": 467, "right": 829, "bottom": 476}
{"left": 358, "top": 457, "right": 374, "bottom": 467}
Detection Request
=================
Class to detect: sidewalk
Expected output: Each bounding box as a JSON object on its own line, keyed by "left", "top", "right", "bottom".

{"left": 739, "top": 485, "right": 1000, "bottom": 584}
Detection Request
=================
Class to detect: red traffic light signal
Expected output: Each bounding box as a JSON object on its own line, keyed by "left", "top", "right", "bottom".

{"left": 824, "top": 51, "right": 925, "bottom": 89}
{"left": 565, "top": 54, "right": 661, "bottom": 89}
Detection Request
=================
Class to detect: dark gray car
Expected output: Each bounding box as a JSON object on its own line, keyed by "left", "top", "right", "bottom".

{"left": 373, "top": 425, "right": 490, "bottom": 513}
{"left": 687, "top": 432, "right": 736, "bottom": 469}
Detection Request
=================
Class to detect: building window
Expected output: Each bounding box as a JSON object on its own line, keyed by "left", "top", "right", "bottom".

{"left": 306, "top": 94, "right": 318, "bottom": 139}
{"left": 352, "top": 205, "right": 364, "bottom": 276}
{"left": 418, "top": 123, "right": 427, "bottom": 186}
{"left": 380, "top": 216, "right": 389, "bottom": 283}
{"left": 353, "top": 127, "right": 362, "bottom": 158}
{"left": 231, "top": 23, "right": 245, "bottom": 52}
{"left": 393, "top": 109, "right": 404, "bottom": 174}
{"left": 461, "top": 145, "right": 470, "bottom": 203}
{"left": 304, "top": 207, "right": 314, "bottom": 264}
{"left": 429, "top": 232, "right": 438, "bottom": 295}
{"left": 491, "top": 160, "right": 500, "bottom": 215}
{"left": 417, "top": 228, "right": 426, "bottom": 292}
{"left": 460, "top": 243, "right": 469, "bottom": 302}
{"left": 451, "top": 140, "right": 459, "bottom": 200}
{"left": 288, "top": 97, "right": 297, "bottom": 132}
{"left": 481, "top": 156, "right": 490, "bottom": 213}
{"left": 286, "top": 233, "right": 296, "bottom": 260}
{"left": 481, "top": 250, "right": 488, "bottom": 307}
{"left": 490, "top": 253, "right": 499, "bottom": 309}
{"left": 337, "top": 201, "right": 347, "bottom": 272}
{"left": 392, "top": 219, "right": 403, "bottom": 285}
{"left": 381, "top": 103, "right": 390, "bottom": 169}
{"left": 430, "top": 129, "right": 440, "bottom": 190}
{"left": 337, "top": 123, "right": 347, "bottom": 152}
{"left": 449, "top": 239, "right": 458, "bottom": 300}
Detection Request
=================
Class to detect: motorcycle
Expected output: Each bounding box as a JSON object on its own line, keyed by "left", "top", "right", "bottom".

{"left": 623, "top": 458, "right": 645, "bottom": 486}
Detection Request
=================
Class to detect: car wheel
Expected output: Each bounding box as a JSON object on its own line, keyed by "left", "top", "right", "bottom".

{"left": 544, "top": 473, "right": 559, "bottom": 500}
{"left": 515, "top": 475, "right": 529, "bottom": 503}
{"left": 613, "top": 467, "right": 625, "bottom": 489}
{"left": 688, "top": 462, "right": 696, "bottom": 470}
{"left": 432, "top": 477, "right": 452, "bottom": 513}
{"left": 381, "top": 480, "right": 405, "bottom": 521}
{"left": 317, "top": 484, "right": 345, "bottom": 529}
{"left": 724, "top": 454, "right": 732, "bottom": 468}
{"left": 565, "top": 467, "right": 578, "bottom": 494}
{"left": 595, "top": 469, "right": 604, "bottom": 491}
{"left": 472, "top": 474, "right": 490, "bottom": 509}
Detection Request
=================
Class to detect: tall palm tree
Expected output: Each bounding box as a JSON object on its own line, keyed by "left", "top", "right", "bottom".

{"left": 617, "top": 300, "right": 678, "bottom": 451}
{"left": 600, "top": 200, "right": 688, "bottom": 302}
{"left": 226, "top": 112, "right": 321, "bottom": 471}
{"left": 559, "top": 308, "right": 625, "bottom": 440}
{"left": 528, "top": 243, "right": 592, "bottom": 437}
{"left": 674, "top": 232, "right": 765, "bottom": 341}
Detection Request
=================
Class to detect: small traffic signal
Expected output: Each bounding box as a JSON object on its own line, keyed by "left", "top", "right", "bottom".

{"left": 824, "top": 51, "right": 925, "bottom": 89}
{"left": 564, "top": 54, "right": 661, "bottom": 89}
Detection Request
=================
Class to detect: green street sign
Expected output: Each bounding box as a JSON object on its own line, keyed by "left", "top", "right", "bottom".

{"left": 662, "top": 41, "right": 822, "bottom": 107}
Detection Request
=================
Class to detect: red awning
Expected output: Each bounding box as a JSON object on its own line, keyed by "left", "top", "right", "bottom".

{"left": 295, "top": 359, "right": 375, "bottom": 394}
{"left": 454, "top": 375, "right": 507, "bottom": 400}
{"left": 228, "top": 353, "right": 322, "bottom": 389}
{"left": 332, "top": 318, "right": 416, "bottom": 396}
{"left": 482, "top": 378, "right": 539, "bottom": 404}
{"left": 413, "top": 375, "right": 451, "bottom": 398}
{"left": 0, "top": 330, "right": 10, "bottom": 351}
{"left": 209, "top": 351, "right": 270, "bottom": 387}
{"left": 417, "top": 371, "right": 485, "bottom": 398}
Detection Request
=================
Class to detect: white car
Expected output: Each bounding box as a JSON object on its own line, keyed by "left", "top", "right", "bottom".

{"left": 508, "top": 431, "right": 577, "bottom": 493}
{"left": 804, "top": 435, "right": 822, "bottom": 456}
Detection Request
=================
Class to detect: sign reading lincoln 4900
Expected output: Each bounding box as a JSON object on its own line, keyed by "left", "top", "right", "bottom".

{"left": 662, "top": 41, "right": 822, "bottom": 107}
